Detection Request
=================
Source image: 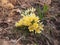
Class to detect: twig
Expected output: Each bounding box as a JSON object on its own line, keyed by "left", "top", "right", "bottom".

{"left": 14, "top": 35, "right": 25, "bottom": 45}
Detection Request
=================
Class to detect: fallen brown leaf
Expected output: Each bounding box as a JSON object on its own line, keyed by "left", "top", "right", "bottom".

{"left": 9, "top": 0, "right": 17, "bottom": 5}
{"left": 4, "top": 3, "right": 14, "bottom": 9}
{"left": 1, "top": 0, "right": 8, "bottom": 5}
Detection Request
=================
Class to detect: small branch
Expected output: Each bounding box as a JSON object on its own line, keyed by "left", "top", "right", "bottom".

{"left": 14, "top": 36, "right": 25, "bottom": 45}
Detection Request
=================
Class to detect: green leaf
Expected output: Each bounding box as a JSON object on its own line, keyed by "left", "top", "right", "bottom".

{"left": 43, "top": 4, "right": 48, "bottom": 13}
{"left": 34, "top": 43, "right": 38, "bottom": 45}
{"left": 36, "top": 6, "right": 44, "bottom": 20}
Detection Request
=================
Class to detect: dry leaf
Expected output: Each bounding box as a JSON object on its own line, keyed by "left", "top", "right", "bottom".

{"left": 1, "top": 0, "right": 8, "bottom": 5}
{"left": 9, "top": 0, "right": 17, "bottom": 5}
{"left": 4, "top": 3, "right": 14, "bottom": 9}
{"left": 0, "top": 39, "right": 21, "bottom": 45}
{"left": 1, "top": 0, "right": 14, "bottom": 9}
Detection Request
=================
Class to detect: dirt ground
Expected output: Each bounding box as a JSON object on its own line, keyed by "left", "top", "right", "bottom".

{"left": 0, "top": 0, "right": 60, "bottom": 45}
